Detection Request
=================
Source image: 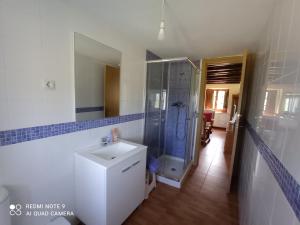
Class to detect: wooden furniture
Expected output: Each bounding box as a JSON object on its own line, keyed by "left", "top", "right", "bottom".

{"left": 224, "top": 121, "right": 235, "bottom": 153}
{"left": 201, "top": 111, "right": 215, "bottom": 145}
{"left": 203, "top": 110, "right": 215, "bottom": 131}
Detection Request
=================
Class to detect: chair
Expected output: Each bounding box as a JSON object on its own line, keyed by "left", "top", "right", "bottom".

{"left": 201, "top": 111, "right": 214, "bottom": 145}
{"left": 203, "top": 110, "right": 215, "bottom": 133}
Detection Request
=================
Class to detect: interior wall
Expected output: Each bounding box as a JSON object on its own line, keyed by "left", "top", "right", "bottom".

{"left": 0, "top": 0, "right": 146, "bottom": 130}
{"left": 75, "top": 53, "right": 105, "bottom": 120}
{"left": 205, "top": 83, "right": 240, "bottom": 128}
{"left": 0, "top": 1, "right": 146, "bottom": 225}
{"left": 239, "top": 0, "right": 300, "bottom": 224}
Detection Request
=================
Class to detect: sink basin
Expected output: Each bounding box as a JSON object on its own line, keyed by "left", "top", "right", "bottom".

{"left": 91, "top": 142, "right": 136, "bottom": 160}
{"left": 75, "top": 139, "right": 147, "bottom": 169}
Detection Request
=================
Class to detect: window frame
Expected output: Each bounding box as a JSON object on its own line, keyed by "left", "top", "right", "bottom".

{"left": 205, "top": 89, "right": 229, "bottom": 113}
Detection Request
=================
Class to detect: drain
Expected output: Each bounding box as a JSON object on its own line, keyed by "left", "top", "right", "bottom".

{"left": 171, "top": 168, "right": 176, "bottom": 171}
{"left": 111, "top": 156, "right": 116, "bottom": 159}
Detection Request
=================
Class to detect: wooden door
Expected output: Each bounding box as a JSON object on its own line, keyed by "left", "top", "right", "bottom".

{"left": 228, "top": 50, "right": 250, "bottom": 191}
{"left": 105, "top": 65, "right": 120, "bottom": 117}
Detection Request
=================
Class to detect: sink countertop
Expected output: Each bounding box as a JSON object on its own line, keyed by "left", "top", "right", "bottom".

{"left": 75, "top": 139, "right": 147, "bottom": 169}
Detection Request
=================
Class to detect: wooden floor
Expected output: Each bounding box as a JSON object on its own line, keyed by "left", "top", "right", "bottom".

{"left": 124, "top": 129, "right": 239, "bottom": 225}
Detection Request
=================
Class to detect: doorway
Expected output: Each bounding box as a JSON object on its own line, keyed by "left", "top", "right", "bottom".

{"left": 194, "top": 51, "right": 249, "bottom": 191}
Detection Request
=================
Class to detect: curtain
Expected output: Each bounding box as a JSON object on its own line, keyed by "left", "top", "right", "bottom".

{"left": 205, "top": 89, "right": 229, "bottom": 112}
{"left": 205, "top": 89, "right": 214, "bottom": 109}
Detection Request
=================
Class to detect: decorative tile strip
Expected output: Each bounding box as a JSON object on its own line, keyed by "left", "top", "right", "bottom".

{"left": 0, "top": 113, "right": 144, "bottom": 146}
{"left": 246, "top": 121, "right": 300, "bottom": 220}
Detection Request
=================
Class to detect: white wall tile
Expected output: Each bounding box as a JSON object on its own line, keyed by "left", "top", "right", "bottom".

{"left": 239, "top": 0, "right": 300, "bottom": 224}
{"left": 269, "top": 185, "right": 295, "bottom": 225}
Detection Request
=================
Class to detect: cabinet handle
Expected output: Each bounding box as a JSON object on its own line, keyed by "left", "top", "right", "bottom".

{"left": 121, "top": 161, "right": 140, "bottom": 173}
{"left": 131, "top": 161, "right": 140, "bottom": 167}
{"left": 122, "top": 165, "right": 132, "bottom": 173}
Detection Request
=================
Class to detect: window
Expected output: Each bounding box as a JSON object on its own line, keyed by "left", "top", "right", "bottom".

{"left": 263, "top": 90, "right": 277, "bottom": 115}
{"left": 153, "top": 89, "right": 167, "bottom": 110}
{"left": 263, "top": 91, "right": 269, "bottom": 112}
{"left": 205, "top": 89, "right": 229, "bottom": 112}
{"left": 154, "top": 93, "right": 160, "bottom": 109}
{"left": 282, "top": 93, "right": 300, "bottom": 114}
{"left": 161, "top": 89, "right": 167, "bottom": 110}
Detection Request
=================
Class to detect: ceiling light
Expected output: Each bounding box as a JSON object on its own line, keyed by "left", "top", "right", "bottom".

{"left": 158, "top": 21, "right": 165, "bottom": 40}
{"left": 158, "top": 0, "right": 166, "bottom": 40}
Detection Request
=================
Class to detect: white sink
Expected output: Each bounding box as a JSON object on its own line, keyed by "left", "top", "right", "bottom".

{"left": 76, "top": 140, "right": 146, "bottom": 168}
{"left": 91, "top": 142, "right": 136, "bottom": 160}
{"left": 75, "top": 140, "right": 147, "bottom": 225}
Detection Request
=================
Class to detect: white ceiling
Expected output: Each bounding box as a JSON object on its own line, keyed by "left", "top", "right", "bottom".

{"left": 72, "top": 0, "right": 275, "bottom": 60}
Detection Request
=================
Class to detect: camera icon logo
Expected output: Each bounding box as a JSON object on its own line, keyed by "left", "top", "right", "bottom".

{"left": 9, "top": 204, "right": 22, "bottom": 216}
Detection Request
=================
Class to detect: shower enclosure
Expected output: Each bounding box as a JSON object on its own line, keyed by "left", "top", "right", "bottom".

{"left": 144, "top": 57, "right": 199, "bottom": 188}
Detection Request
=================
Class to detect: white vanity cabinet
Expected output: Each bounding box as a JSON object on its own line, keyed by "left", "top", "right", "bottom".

{"left": 75, "top": 140, "right": 147, "bottom": 225}
{"left": 107, "top": 150, "right": 146, "bottom": 225}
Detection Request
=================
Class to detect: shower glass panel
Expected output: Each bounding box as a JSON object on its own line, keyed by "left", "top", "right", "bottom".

{"left": 144, "top": 62, "right": 164, "bottom": 159}
{"left": 144, "top": 58, "right": 198, "bottom": 182}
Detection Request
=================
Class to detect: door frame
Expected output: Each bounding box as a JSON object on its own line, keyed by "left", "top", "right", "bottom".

{"left": 194, "top": 54, "right": 244, "bottom": 166}
{"left": 228, "top": 50, "right": 250, "bottom": 191}
{"left": 193, "top": 52, "right": 249, "bottom": 183}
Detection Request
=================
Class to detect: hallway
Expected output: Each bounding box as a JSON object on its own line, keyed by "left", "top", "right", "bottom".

{"left": 125, "top": 129, "right": 238, "bottom": 225}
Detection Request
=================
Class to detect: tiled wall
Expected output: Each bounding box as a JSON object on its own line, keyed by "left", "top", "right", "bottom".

{"left": 239, "top": 0, "right": 300, "bottom": 224}
{"left": 0, "top": 1, "right": 146, "bottom": 225}
{"left": 0, "top": 113, "right": 144, "bottom": 146}
{"left": 144, "top": 58, "right": 195, "bottom": 160}
{"left": 165, "top": 61, "right": 192, "bottom": 158}
{"left": 143, "top": 57, "right": 166, "bottom": 158}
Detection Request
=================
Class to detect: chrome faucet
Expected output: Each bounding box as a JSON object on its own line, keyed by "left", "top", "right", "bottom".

{"left": 101, "top": 135, "right": 112, "bottom": 145}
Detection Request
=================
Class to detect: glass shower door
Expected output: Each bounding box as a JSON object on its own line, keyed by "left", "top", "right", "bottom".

{"left": 144, "top": 59, "right": 199, "bottom": 183}
{"left": 183, "top": 66, "right": 198, "bottom": 168}
{"left": 144, "top": 62, "right": 166, "bottom": 159}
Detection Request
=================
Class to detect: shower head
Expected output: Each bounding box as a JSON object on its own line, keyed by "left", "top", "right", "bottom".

{"left": 171, "top": 101, "right": 185, "bottom": 108}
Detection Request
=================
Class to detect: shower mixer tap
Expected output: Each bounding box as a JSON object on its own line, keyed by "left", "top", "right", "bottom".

{"left": 171, "top": 101, "right": 185, "bottom": 108}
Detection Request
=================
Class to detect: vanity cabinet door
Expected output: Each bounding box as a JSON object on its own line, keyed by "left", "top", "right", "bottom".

{"left": 107, "top": 151, "right": 146, "bottom": 225}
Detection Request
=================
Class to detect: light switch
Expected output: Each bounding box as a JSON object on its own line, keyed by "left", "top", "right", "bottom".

{"left": 45, "top": 80, "right": 56, "bottom": 90}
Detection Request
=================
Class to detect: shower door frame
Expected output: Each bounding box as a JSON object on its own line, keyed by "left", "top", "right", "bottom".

{"left": 183, "top": 65, "right": 199, "bottom": 167}
{"left": 161, "top": 62, "right": 171, "bottom": 160}
{"left": 146, "top": 57, "right": 200, "bottom": 180}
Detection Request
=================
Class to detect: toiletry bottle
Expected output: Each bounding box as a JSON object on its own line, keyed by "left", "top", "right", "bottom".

{"left": 112, "top": 128, "right": 119, "bottom": 142}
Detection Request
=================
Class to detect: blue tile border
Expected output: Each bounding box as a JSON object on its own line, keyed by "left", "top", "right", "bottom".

{"left": 75, "top": 106, "right": 104, "bottom": 113}
{"left": 0, "top": 113, "right": 144, "bottom": 146}
{"left": 246, "top": 121, "right": 300, "bottom": 221}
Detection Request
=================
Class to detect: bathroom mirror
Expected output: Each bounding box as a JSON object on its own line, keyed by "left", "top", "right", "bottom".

{"left": 74, "top": 32, "right": 121, "bottom": 121}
